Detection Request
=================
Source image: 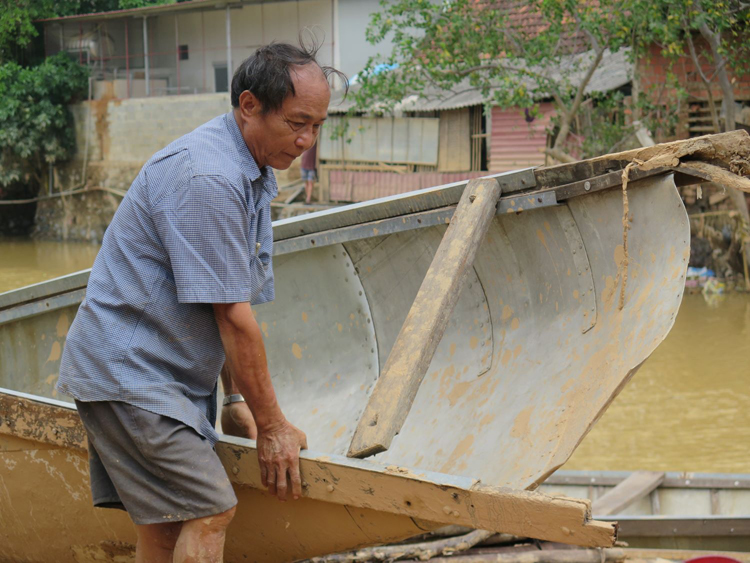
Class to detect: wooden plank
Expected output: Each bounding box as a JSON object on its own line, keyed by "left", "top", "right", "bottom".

{"left": 438, "top": 109, "right": 471, "bottom": 172}
{"left": 592, "top": 471, "right": 665, "bottom": 516}
{"left": 219, "top": 437, "right": 617, "bottom": 547}
{"left": 0, "top": 391, "right": 617, "bottom": 547}
{"left": 283, "top": 185, "right": 305, "bottom": 205}
{"left": 347, "top": 178, "right": 503, "bottom": 459}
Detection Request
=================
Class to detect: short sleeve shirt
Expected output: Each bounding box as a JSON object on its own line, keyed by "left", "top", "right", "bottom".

{"left": 56, "top": 112, "right": 277, "bottom": 445}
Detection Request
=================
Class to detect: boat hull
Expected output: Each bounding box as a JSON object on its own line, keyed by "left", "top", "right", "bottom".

{"left": 541, "top": 470, "right": 750, "bottom": 551}
{"left": 0, "top": 168, "right": 689, "bottom": 560}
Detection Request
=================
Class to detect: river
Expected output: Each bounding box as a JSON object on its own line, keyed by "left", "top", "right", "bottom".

{"left": 1, "top": 238, "right": 749, "bottom": 474}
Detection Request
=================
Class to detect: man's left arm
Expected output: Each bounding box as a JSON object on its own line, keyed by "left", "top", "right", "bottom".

{"left": 220, "top": 364, "right": 258, "bottom": 439}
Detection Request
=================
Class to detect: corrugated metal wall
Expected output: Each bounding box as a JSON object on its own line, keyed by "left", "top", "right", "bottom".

{"left": 320, "top": 117, "right": 440, "bottom": 165}
{"left": 329, "top": 171, "right": 488, "bottom": 202}
{"left": 489, "top": 103, "right": 555, "bottom": 172}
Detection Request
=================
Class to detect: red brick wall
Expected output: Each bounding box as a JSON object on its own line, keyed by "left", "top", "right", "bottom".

{"left": 638, "top": 40, "right": 750, "bottom": 105}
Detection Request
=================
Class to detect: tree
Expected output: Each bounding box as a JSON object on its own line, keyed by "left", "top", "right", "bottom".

{"left": 633, "top": 0, "right": 750, "bottom": 133}
{"left": 0, "top": 0, "right": 163, "bottom": 63}
{"left": 0, "top": 0, "right": 169, "bottom": 202}
{"left": 0, "top": 53, "right": 89, "bottom": 190}
{"left": 351, "top": 0, "right": 651, "bottom": 162}
{"left": 632, "top": 0, "right": 750, "bottom": 268}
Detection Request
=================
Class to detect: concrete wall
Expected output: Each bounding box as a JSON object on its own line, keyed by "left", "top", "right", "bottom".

{"left": 36, "top": 93, "right": 233, "bottom": 241}
{"left": 338, "top": 0, "right": 393, "bottom": 78}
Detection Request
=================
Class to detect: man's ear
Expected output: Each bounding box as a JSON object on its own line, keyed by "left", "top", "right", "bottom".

{"left": 238, "top": 90, "right": 263, "bottom": 118}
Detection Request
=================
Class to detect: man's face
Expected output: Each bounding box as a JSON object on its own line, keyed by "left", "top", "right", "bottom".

{"left": 239, "top": 64, "right": 330, "bottom": 170}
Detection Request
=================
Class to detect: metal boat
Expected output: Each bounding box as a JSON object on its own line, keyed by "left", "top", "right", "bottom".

{"left": 541, "top": 469, "right": 750, "bottom": 551}
{"left": 2, "top": 131, "right": 749, "bottom": 562}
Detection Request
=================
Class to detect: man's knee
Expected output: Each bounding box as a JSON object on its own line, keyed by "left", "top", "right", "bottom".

{"left": 208, "top": 505, "right": 237, "bottom": 529}
{"left": 136, "top": 521, "right": 183, "bottom": 551}
{"left": 186, "top": 505, "right": 237, "bottom": 534}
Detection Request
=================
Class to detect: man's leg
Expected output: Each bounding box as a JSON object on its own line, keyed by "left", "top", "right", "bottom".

{"left": 135, "top": 521, "right": 183, "bottom": 563}
{"left": 305, "top": 179, "right": 314, "bottom": 204}
{"left": 75, "top": 401, "right": 239, "bottom": 561}
{"left": 173, "top": 506, "right": 237, "bottom": 563}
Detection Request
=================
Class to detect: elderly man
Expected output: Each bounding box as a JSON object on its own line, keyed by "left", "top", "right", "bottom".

{"left": 56, "top": 43, "right": 342, "bottom": 562}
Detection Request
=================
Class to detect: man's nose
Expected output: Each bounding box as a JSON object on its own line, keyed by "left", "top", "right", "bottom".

{"left": 295, "top": 127, "right": 315, "bottom": 149}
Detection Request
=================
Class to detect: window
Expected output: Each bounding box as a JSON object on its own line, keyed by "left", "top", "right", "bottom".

{"left": 214, "top": 64, "right": 228, "bottom": 93}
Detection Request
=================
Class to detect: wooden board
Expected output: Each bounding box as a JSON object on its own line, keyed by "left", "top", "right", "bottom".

{"left": 347, "top": 178, "right": 502, "bottom": 458}
{"left": 591, "top": 471, "right": 665, "bottom": 516}
{"left": 0, "top": 390, "right": 617, "bottom": 558}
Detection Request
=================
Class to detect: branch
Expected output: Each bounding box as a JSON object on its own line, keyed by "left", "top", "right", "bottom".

{"left": 692, "top": 0, "right": 736, "bottom": 130}
{"left": 552, "top": 46, "right": 606, "bottom": 151}
{"left": 308, "top": 530, "right": 498, "bottom": 562}
{"left": 571, "top": 7, "right": 602, "bottom": 53}
{"left": 683, "top": 25, "right": 721, "bottom": 133}
{"left": 545, "top": 147, "right": 578, "bottom": 163}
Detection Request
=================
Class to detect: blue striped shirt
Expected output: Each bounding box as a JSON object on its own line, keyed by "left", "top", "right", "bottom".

{"left": 57, "top": 112, "right": 277, "bottom": 445}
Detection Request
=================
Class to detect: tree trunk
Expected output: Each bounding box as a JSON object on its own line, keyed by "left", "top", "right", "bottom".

{"left": 693, "top": 5, "right": 736, "bottom": 131}
{"left": 693, "top": 3, "right": 750, "bottom": 272}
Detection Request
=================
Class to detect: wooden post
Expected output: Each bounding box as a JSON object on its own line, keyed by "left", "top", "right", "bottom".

{"left": 347, "top": 177, "right": 502, "bottom": 459}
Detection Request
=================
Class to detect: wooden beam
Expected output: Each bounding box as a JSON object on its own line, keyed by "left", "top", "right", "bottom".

{"left": 591, "top": 471, "right": 665, "bottom": 516}
{"left": 347, "top": 177, "right": 502, "bottom": 459}
{"left": 217, "top": 437, "right": 616, "bottom": 548}
{"left": 1, "top": 392, "right": 617, "bottom": 548}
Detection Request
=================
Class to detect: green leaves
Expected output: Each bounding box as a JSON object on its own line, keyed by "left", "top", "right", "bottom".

{"left": 0, "top": 53, "right": 88, "bottom": 187}
{"left": 348, "top": 0, "right": 635, "bottom": 147}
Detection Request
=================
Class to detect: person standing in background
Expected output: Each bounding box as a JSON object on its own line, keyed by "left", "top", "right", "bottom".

{"left": 301, "top": 142, "right": 317, "bottom": 204}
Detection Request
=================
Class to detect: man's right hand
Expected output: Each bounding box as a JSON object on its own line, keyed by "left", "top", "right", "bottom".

{"left": 256, "top": 419, "right": 308, "bottom": 501}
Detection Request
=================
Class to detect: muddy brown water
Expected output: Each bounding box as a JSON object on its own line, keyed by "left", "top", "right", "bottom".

{"left": 1, "top": 238, "right": 749, "bottom": 474}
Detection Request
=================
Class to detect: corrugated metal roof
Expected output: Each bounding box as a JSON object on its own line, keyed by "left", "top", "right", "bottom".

{"left": 329, "top": 48, "right": 632, "bottom": 114}
{"left": 38, "top": 0, "right": 257, "bottom": 22}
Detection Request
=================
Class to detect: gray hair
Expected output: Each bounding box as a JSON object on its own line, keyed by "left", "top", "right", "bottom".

{"left": 230, "top": 39, "right": 347, "bottom": 113}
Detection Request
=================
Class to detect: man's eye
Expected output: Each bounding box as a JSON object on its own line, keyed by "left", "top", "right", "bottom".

{"left": 313, "top": 124, "right": 321, "bottom": 132}
{"left": 291, "top": 122, "right": 305, "bottom": 130}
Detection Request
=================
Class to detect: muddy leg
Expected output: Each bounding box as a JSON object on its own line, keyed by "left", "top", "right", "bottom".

{"left": 134, "top": 521, "right": 182, "bottom": 563}
{"left": 172, "top": 506, "right": 237, "bottom": 563}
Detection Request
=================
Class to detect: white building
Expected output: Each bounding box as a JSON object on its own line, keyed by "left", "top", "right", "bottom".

{"left": 41, "top": 0, "right": 389, "bottom": 99}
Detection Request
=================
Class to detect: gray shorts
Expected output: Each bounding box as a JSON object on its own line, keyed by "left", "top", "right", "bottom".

{"left": 75, "top": 400, "right": 237, "bottom": 525}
